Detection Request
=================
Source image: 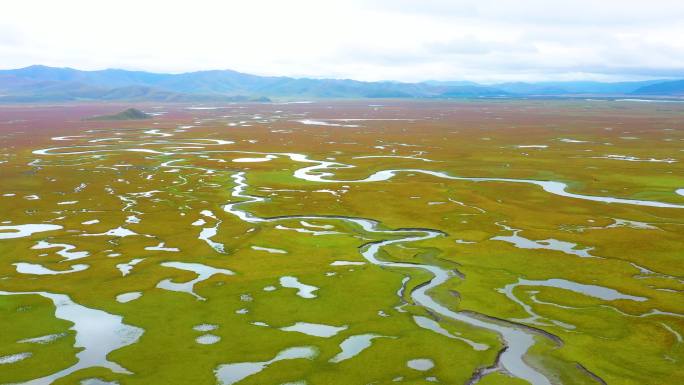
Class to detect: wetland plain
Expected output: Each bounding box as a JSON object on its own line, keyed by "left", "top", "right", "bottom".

{"left": 0, "top": 100, "right": 683, "bottom": 385}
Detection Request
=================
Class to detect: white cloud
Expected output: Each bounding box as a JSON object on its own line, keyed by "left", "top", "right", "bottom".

{"left": 1, "top": 0, "right": 683, "bottom": 82}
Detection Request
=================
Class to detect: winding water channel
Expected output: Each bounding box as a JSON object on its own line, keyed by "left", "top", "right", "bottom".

{"left": 224, "top": 171, "right": 559, "bottom": 384}
{"left": 5, "top": 126, "right": 683, "bottom": 384}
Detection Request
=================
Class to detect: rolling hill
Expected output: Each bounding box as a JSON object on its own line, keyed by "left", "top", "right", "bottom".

{"left": 85, "top": 108, "right": 152, "bottom": 121}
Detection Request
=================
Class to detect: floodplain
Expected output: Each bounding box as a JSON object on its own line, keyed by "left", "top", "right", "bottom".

{"left": 0, "top": 100, "right": 683, "bottom": 385}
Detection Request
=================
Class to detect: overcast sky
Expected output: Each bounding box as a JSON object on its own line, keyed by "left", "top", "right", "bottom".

{"left": 2, "top": 0, "right": 684, "bottom": 82}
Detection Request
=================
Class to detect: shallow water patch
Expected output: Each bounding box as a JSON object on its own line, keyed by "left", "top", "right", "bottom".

{"left": 116, "top": 258, "right": 144, "bottom": 276}
{"left": 196, "top": 334, "right": 221, "bottom": 345}
{"left": 157, "top": 261, "right": 234, "bottom": 300}
{"left": 251, "top": 245, "right": 287, "bottom": 254}
{"left": 116, "top": 292, "right": 142, "bottom": 303}
{"left": 329, "top": 334, "right": 392, "bottom": 363}
{"left": 215, "top": 346, "right": 317, "bottom": 385}
{"left": 492, "top": 223, "right": 596, "bottom": 258}
{"left": 279, "top": 322, "right": 347, "bottom": 337}
{"left": 18, "top": 333, "right": 67, "bottom": 345}
{"left": 0, "top": 224, "right": 62, "bottom": 240}
{"left": 32, "top": 241, "right": 89, "bottom": 261}
{"left": 0, "top": 291, "right": 143, "bottom": 383}
{"left": 407, "top": 358, "right": 434, "bottom": 371}
{"left": 14, "top": 262, "right": 89, "bottom": 275}
{"left": 0, "top": 352, "right": 32, "bottom": 364}
{"left": 279, "top": 276, "right": 318, "bottom": 298}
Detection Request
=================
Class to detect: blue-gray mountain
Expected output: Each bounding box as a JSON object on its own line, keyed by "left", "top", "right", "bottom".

{"left": 0, "top": 65, "right": 682, "bottom": 102}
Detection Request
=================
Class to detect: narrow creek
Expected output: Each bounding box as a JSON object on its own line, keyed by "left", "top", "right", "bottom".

{"left": 224, "top": 171, "right": 558, "bottom": 385}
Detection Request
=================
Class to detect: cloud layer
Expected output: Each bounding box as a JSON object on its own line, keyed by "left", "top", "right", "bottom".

{"left": 1, "top": 0, "right": 683, "bottom": 82}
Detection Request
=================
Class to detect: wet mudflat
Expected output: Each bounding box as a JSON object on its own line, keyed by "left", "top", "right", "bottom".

{"left": 0, "top": 100, "right": 683, "bottom": 385}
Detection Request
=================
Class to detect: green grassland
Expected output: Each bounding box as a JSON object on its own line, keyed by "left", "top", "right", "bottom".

{"left": 0, "top": 100, "right": 682, "bottom": 384}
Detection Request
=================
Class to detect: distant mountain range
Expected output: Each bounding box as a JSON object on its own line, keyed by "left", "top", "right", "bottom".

{"left": 0, "top": 65, "right": 683, "bottom": 102}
